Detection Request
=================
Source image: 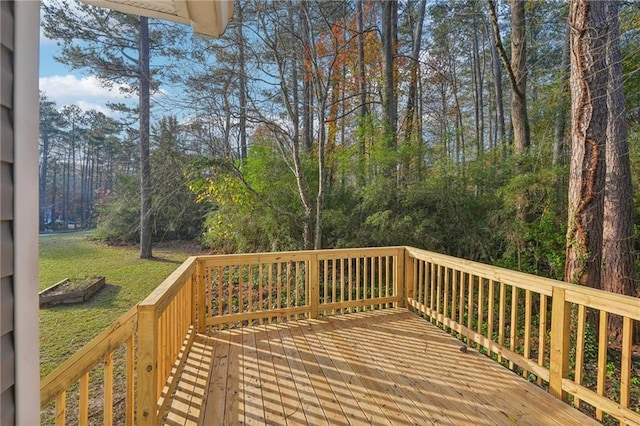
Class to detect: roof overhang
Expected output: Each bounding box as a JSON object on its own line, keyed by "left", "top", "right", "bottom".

{"left": 82, "top": 0, "right": 233, "bottom": 38}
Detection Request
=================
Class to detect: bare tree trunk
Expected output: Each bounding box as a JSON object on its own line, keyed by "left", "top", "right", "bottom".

{"left": 403, "top": 0, "right": 426, "bottom": 144}
{"left": 552, "top": 31, "right": 570, "bottom": 166}
{"left": 300, "top": 1, "right": 313, "bottom": 154}
{"left": 487, "top": 0, "right": 530, "bottom": 155}
{"left": 382, "top": 0, "right": 398, "bottom": 150}
{"left": 357, "top": 0, "right": 367, "bottom": 159}
{"left": 237, "top": 3, "right": 248, "bottom": 160}
{"left": 39, "top": 134, "right": 50, "bottom": 231}
{"left": 564, "top": 0, "right": 608, "bottom": 288}
{"left": 488, "top": 19, "right": 506, "bottom": 154}
{"left": 472, "top": 23, "right": 484, "bottom": 157}
{"left": 139, "top": 16, "right": 153, "bottom": 259}
{"left": 509, "top": 0, "right": 529, "bottom": 155}
{"left": 601, "top": 1, "right": 637, "bottom": 339}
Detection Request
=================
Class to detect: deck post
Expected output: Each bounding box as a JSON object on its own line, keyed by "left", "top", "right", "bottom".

{"left": 309, "top": 253, "right": 319, "bottom": 319}
{"left": 196, "top": 259, "right": 206, "bottom": 333}
{"left": 396, "top": 247, "right": 406, "bottom": 307}
{"left": 404, "top": 249, "right": 414, "bottom": 307}
{"left": 549, "top": 287, "right": 570, "bottom": 401}
{"left": 137, "top": 305, "right": 158, "bottom": 426}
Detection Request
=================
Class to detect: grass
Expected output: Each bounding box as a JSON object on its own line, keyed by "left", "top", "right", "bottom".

{"left": 39, "top": 232, "right": 204, "bottom": 378}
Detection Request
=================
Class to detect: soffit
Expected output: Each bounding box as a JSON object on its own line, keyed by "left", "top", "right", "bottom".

{"left": 82, "top": 0, "right": 233, "bottom": 37}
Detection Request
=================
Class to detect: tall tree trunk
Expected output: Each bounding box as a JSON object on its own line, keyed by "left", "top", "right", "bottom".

{"left": 601, "top": 1, "right": 637, "bottom": 339}
{"left": 237, "top": 3, "right": 248, "bottom": 161}
{"left": 139, "top": 16, "right": 153, "bottom": 259}
{"left": 403, "top": 0, "right": 426, "bottom": 144}
{"left": 472, "top": 23, "right": 484, "bottom": 157}
{"left": 487, "top": 0, "right": 530, "bottom": 155}
{"left": 300, "top": 1, "right": 313, "bottom": 154}
{"left": 509, "top": 0, "right": 529, "bottom": 155}
{"left": 382, "top": 0, "right": 398, "bottom": 150}
{"left": 71, "top": 133, "right": 77, "bottom": 228}
{"left": 39, "top": 135, "right": 50, "bottom": 231}
{"left": 357, "top": 0, "right": 367, "bottom": 158}
{"left": 63, "top": 152, "right": 69, "bottom": 224}
{"left": 553, "top": 32, "right": 571, "bottom": 166}
{"left": 564, "top": 0, "right": 608, "bottom": 288}
{"left": 51, "top": 162, "right": 58, "bottom": 225}
{"left": 488, "top": 19, "right": 506, "bottom": 154}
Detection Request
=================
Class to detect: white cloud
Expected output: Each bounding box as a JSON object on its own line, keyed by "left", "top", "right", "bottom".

{"left": 39, "top": 74, "right": 134, "bottom": 112}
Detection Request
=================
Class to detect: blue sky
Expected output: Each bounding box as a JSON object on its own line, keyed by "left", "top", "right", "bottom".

{"left": 39, "top": 29, "right": 135, "bottom": 114}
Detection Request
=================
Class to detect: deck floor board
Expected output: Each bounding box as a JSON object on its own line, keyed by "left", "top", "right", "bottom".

{"left": 162, "top": 308, "right": 600, "bottom": 426}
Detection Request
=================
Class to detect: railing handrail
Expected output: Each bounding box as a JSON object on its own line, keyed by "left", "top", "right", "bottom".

{"left": 39, "top": 305, "right": 138, "bottom": 408}
{"left": 405, "top": 246, "right": 640, "bottom": 320}
{"left": 138, "top": 256, "right": 198, "bottom": 316}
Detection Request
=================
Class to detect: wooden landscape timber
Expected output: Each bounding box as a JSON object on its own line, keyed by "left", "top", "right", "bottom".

{"left": 40, "top": 246, "right": 640, "bottom": 426}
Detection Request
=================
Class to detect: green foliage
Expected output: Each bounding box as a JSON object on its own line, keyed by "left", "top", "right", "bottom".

{"left": 494, "top": 158, "right": 568, "bottom": 279}
{"left": 191, "top": 140, "right": 317, "bottom": 253}
{"left": 94, "top": 118, "right": 209, "bottom": 244}
{"left": 93, "top": 175, "right": 139, "bottom": 242}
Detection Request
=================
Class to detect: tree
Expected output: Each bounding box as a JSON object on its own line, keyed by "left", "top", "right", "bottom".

{"left": 487, "top": 0, "right": 530, "bottom": 155}
{"left": 39, "top": 93, "right": 66, "bottom": 231}
{"left": 565, "top": 0, "right": 637, "bottom": 338}
{"left": 42, "top": 0, "right": 157, "bottom": 258}
{"left": 139, "top": 16, "right": 152, "bottom": 258}
{"left": 381, "top": 0, "right": 398, "bottom": 152}
{"left": 601, "top": 1, "right": 638, "bottom": 337}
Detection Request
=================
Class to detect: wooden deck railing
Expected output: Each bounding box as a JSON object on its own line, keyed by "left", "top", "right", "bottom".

{"left": 195, "top": 247, "right": 403, "bottom": 331}
{"left": 40, "top": 246, "right": 639, "bottom": 425}
{"left": 40, "top": 306, "right": 137, "bottom": 425}
{"left": 404, "top": 247, "right": 640, "bottom": 426}
{"left": 137, "top": 256, "right": 198, "bottom": 424}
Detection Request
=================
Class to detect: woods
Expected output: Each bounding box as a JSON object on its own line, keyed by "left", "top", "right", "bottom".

{"left": 39, "top": 0, "right": 640, "bottom": 300}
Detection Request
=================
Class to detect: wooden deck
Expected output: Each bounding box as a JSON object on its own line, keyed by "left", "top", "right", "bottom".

{"left": 162, "top": 308, "right": 599, "bottom": 426}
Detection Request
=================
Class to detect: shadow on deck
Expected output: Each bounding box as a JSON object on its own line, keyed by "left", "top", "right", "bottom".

{"left": 163, "top": 309, "right": 598, "bottom": 425}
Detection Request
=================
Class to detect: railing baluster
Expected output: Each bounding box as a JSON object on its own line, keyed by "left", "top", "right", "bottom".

{"left": 459, "top": 272, "right": 465, "bottom": 331}
{"left": 228, "top": 266, "right": 234, "bottom": 317}
{"left": 247, "top": 264, "right": 251, "bottom": 316}
{"left": 356, "top": 257, "right": 361, "bottom": 311}
{"left": 487, "top": 279, "right": 495, "bottom": 357}
{"left": 596, "top": 310, "right": 609, "bottom": 420}
{"left": 537, "top": 293, "right": 548, "bottom": 385}
{"left": 79, "top": 373, "right": 89, "bottom": 426}
{"left": 378, "top": 256, "right": 383, "bottom": 307}
{"left": 126, "top": 334, "right": 135, "bottom": 425}
{"left": 55, "top": 390, "right": 66, "bottom": 426}
{"left": 310, "top": 255, "right": 319, "bottom": 319}
{"left": 498, "top": 282, "right": 506, "bottom": 363}
{"left": 574, "top": 304, "right": 587, "bottom": 407}
{"left": 509, "top": 286, "right": 518, "bottom": 370}
{"left": 197, "top": 260, "right": 205, "bottom": 332}
{"left": 341, "top": 258, "right": 346, "bottom": 313}
{"left": 451, "top": 270, "right": 458, "bottom": 329}
{"left": 370, "top": 256, "right": 375, "bottom": 309}
{"left": 430, "top": 262, "right": 435, "bottom": 319}
{"left": 259, "top": 264, "right": 264, "bottom": 315}
{"left": 523, "top": 289, "right": 532, "bottom": 378}
{"left": 620, "top": 317, "right": 633, "bottom": 426}
{"left": 467, "top": 274, "right": 474, "bottom": 335}
{"left": 549, "top": 287, "right": 570, "bottom": 401}
{"left": 477, "top": 277, "right": 484, "bottom": 341}
{"left": 104, "top": 352, "right": 113, "bottom": 426}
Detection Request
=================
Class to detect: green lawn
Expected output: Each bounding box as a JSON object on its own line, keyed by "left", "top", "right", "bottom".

{"left": 39, "top": 232, "right": 203, "bottom": 377}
